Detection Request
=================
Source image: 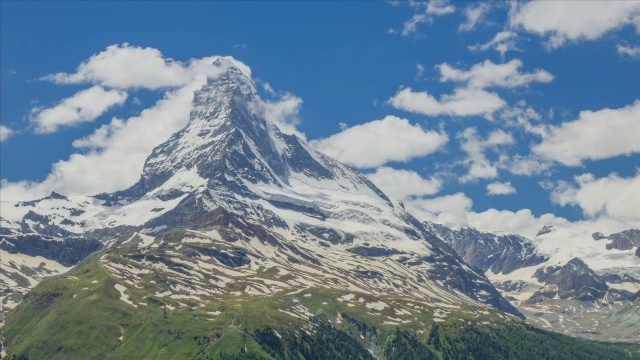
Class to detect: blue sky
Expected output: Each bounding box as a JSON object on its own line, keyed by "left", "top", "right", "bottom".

{"left": 1, "top": 1, "right": 639, "bottom": 230}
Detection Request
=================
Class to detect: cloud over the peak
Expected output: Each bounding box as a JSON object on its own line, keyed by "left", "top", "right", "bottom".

{"left": 42, "top": 43, "right": 190, "bottom": 90}
{"left": 533, "top": 100, "right": 640, "bottom": 166}
{"left": 256, "top": 93, "right": 304, "bottom": 138}
{"left": 31, "top": 86, "right": 128, "bottom": 134}
{"left": 414, "top": 197, "right": 634, "bottom": 239}
{"left": 1, "top": 44, "right": 296, "bottom": 201}
{"left": 509, "top": 1, "right": 640, "bottom": 49}
{"left": 310, "top": 115, "right": 448, "bottom": 168}
{"left": 41, "top": 43, "right": 249, "bottom": 90}
{"left": 2, "top": 82, "right": 202, "bottom": 201}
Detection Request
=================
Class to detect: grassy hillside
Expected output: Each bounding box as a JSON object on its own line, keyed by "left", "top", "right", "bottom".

{"left": 2, "top": 257, "right": 639, "bottom": 360}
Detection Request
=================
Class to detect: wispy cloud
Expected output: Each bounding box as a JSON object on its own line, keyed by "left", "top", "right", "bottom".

{"left": 395, "top": 0, "right": 456, "bottom": 36}
{"left": 617, "top": 44, "right": 640, "bottom": 58}
{"left": 459, "top": 2, "right": 491, "bottom": 32}
{"left": 0, "top": 125, "right": 14, "bottom": 142}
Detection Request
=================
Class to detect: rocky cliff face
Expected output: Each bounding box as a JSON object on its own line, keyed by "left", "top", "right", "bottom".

{"left": 527, "top": 258, "right": 634, "bottom": 303}
{"left": 425, "top": 222, "right": 547, "bottom": 275}
{"left": 604, "top": 229, "right": 640, "bottom": 251}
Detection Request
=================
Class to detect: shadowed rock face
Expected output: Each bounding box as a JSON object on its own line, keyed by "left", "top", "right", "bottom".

{"left": 20, "top": 211, "right": 76, "bottom": 238}
{"left": 528, "top": 258, "right": 637, "bottom": 303}
{"left": 0, "top": 235, "right": 102, "bottom": 267}
{"left": 537, "top": 225, "right": 555, "bottom": 236}
{"left": 531, "top": 258, "right": 608, "bottom": 302}
{"left": 346, "top": 246, "right": 404, "bottom": 257}
{"left": 605, "top": 229, "right": 640, "bottom": 251}
{"left": 425, "top": 222, "right": 547, "bottom": 275}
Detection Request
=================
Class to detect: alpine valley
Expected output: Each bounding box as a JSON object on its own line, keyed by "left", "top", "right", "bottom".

{"left": 1, "top": 59, "right": 639, "bottom": 359}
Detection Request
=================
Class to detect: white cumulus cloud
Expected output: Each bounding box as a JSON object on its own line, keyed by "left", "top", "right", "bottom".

{"left": 310, "top": 115, "right": 448, "bottom": 168}
{"left": 509, "top": 1, "right": 640, "bottom": 49}
{"left": 499, "top": 155, "right": 552, "bottom": 177}
{"left": 408, "top": 193, "right": 636, "bottom": 238}
{"left": 533, "top": 100, "right": 640, "bottom": 166}
{"left": 458, "top": 128, "right": 514, "bottom": 183}
{"left": 389, "top": 59, "right": 552, "bottom": 119}
{"left": 388, "top": 87, "right": 506, "bottom": 119}
{"left": 549, "top": 171, "right": 640, "bottom": 224}
{"left": 437, "top": 59, "right": 553, "bottom": 89}
{"left": 466, "top": 208, "right": 569, "bottom": 236}
{"left": 31, "top": 86, "right": 127, "bottom": 134}
{"left": 42, "top": 43, "right": 191, "bottom": 89}
{"left": 426, "top": 0, "right": 455, "bottom": 16}
{"left": 405, "top": 192, "right": 474, "bottom": 226}
{"left": 367, "top": 167, "right": 442, "bottom": 200}
{"left": 486, "top": 181, "right": 516, "bottom": 195}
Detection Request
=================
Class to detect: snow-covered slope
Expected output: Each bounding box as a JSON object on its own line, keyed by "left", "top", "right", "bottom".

{"left": 0, "top": 249, "right": 70, "bottom": 326}
{"left": 0, "top": 59, "right": 520, "bottom": 322}
{"left": 90, "top": 227, "right": 520, "bottom": 328}
{"left": 428, "top": 221, "right": 640, "bottom": 342}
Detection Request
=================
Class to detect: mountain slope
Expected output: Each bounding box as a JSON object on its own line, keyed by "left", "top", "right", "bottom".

{"left": 4, "top": 228, "right": 640, "bottom": 360}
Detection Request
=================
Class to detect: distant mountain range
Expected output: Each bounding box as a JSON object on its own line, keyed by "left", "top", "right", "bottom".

{"left": 427, "top": 223, "right": 640, "bottom": 342}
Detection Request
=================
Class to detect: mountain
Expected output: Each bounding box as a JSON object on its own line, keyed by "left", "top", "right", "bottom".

{"left": 1, "top": 58, "right": 518, "bottom": 317}
{"left": 428, "top": 221, "right": 640, "bottom": 342}
{"left": 7, "top": 59, "right": 614, "bottom": 359}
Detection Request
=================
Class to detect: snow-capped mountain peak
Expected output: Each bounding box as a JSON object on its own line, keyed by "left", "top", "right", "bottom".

{"left": 1, "top": 61, "right": 523, "bottom": 320}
